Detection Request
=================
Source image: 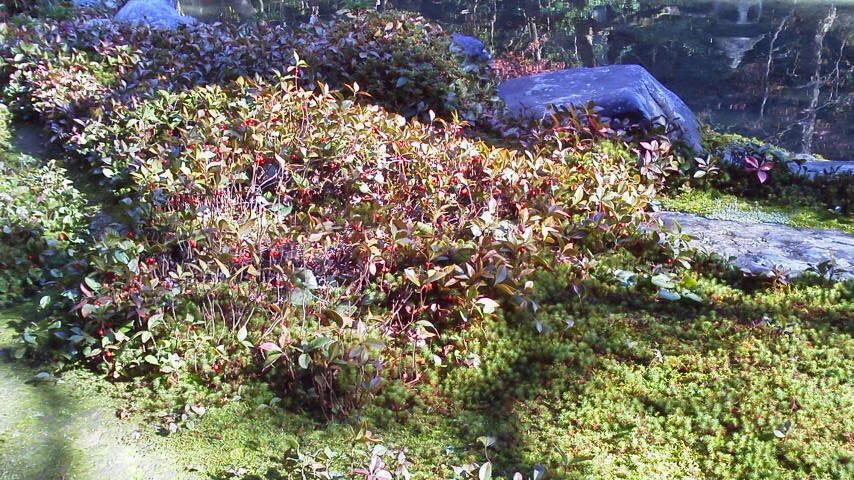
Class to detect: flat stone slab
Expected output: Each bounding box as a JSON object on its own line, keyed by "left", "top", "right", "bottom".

{"left": 788, "top": 159, "right": 854, "bottom": 178}
{"left": 659, "top": 212, "right": 854, "bottom": 280}
{"left": 498, "top": 64, "right": 702, "bottom": 152}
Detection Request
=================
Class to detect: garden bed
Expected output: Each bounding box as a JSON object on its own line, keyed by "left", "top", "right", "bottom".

{"left": 0, "top": 7, "right": 852, "bottom": 479}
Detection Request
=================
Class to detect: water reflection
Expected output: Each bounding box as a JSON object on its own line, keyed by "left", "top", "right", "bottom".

{"left": 180, "top": 0, "right": 853, "bottom": 159}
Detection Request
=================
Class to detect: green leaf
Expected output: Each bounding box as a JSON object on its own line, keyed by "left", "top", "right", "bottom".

{"left": 424, "top": 266, "right": 453, "bottom": 285}
{"left": 298, "top": 353, "right": 310, "bottom": 369}
{"left": 83, "top": 275, "right": 101, "bottom": 291}
{"left": 288, "top": 288, "right": 313, "bottom": 306}
{"left": 213, "top": 257, "right": 230, "bottom": 276}
{"left": 477, "top": 436, "right": 496, "bottom": 448}
{"left": 572, "top": 186, "right": 585, "bottom": 205}
{"left": 477, "top": 298, "right": 499, "bottom": 314}
{"left": 307, "top": 337, "right": 335, "bottom": 352}
{"left": 81, "top": 303, "right": 98, "bottom": 318}
{"left": 494, "top": 265, "right": 508, "bottom": 286}
{"left": 148, "top": 312, "right": 164, "bottom": 330}
{"left": 263, "top": 351, "right": 282, "bottom": 369}
{"left": 651, "top": 274, "right": 676, "bottom": 289}
{"left": 144, "top": 355, "right": 159, "bottom": 365}
{"left": 237, "top": 325, "right": 247, "bottom": 342}
{"left": 478, "top": 461, "right": 492, "bottom": 480}
{"left": 682, "top": 291, "right": 704, "bottom": 303}
{"left": 403, "top": 268, "right": 420, "bottom": 287}
{"left": 113, "top": 251, "right": 130, "bottom": 265}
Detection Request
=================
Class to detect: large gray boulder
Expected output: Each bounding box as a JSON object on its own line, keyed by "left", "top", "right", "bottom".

{"left": 498, "top": 64, "right": 703, "bottom": 152}
{"left": 115, "top": 0, "right": 196, "bottom": 29}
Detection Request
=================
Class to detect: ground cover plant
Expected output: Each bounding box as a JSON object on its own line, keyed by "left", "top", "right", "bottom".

{"left": 661, "top": 189, "right": 854, "bottom": 234}
{"left": 696, "top": 130, "right": 854, "bottom": 215}
{"left": 0, "top": 103, "right": 92, "bottom": 306}
{"left": 0, "top": 6, "right": 852, "bottom": 480}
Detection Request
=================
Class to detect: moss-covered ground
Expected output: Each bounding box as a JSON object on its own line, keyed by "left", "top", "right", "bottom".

{"left": 0, "top": 304, "right": 199, "bottom": 480}
{"left": 661, "top": 189, "right": 854, "bottom": 234}
{"left": 6, "top": 275, "right": 851, "bottom": 479}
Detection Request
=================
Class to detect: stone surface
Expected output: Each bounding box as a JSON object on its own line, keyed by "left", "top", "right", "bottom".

{"left": 788, "top": 159, "right": 854, "bottom": 178}
{"left": 450, "top": 33, "right": 491, "bottom": 62}
{"left": 115, "top": 0, "right": 196, "bottom": 29}
{"left": 178, "top": 0, "right": 257, "bottom": 21}
{"left": 72, "top": 0, "right": 117, "bottom": 8}
{"left": 659, "top": 212, "right": 854, "bottom": 280}
{"left": 498, "top": 64, "right": 703, "bottom": 152}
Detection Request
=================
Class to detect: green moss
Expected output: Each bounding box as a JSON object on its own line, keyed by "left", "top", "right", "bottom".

{"left": 662, "top": 189, "right": 854, "bottom": 233}
{"left": 89, "top": 273, "right": 852, "bottom": 479}
{"left": 0, "top": 304, "right": 199, "bottom": 480}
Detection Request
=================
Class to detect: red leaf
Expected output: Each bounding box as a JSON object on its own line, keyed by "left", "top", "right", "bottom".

{"left": 744, "top": 156, "right": 759, "bottom": 168}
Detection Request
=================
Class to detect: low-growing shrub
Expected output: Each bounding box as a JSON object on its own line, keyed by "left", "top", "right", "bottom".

{"left": 0, "top": 139, "right": 91, "bottom": 306}
{"left": 1, "top": 9, "right": 494, "bottom": 148}
{"left": 2, "top": 10, "right": 694, "bottom": 415}
{"left": 292, "top": 10, "right": 495, "bottom": 119}
{"left": 0, "top": 101, "right": 10, "bottom": 148}
{"left": 22, "top": 70, "right": 675, "bottom": 414}
{"left": 697, "top": 130, "right": 854, "bottom": 214}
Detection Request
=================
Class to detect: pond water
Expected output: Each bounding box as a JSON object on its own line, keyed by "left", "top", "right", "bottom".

{"left": 178, "top": 1, "right": 853, "bottom": 159}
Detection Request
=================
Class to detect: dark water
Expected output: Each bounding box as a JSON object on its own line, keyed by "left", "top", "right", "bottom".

{"left": 179, "top": 1, "right": 854, "bottom": 159}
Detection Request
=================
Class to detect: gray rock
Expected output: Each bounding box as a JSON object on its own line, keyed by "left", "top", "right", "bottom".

{"left": 498, "top": 64, "right": 703, "bottom": 152}
{"left": 114, "top": 0, "right": 196, "bottom": 29}
{"left": 72, "top": 0, "right": 117, "bottom": 8}
{"left": 788, "top": 159, "right": 854, "bottom": 179}
{"left": 659, "top": 211, "right": 854, "bottom": 280}
{"left": 450, "top": 33, "right": 491, "bottom": 62}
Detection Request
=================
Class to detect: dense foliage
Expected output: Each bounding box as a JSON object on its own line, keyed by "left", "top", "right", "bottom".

{"left": 0, "top": 10, "right": 693, "bottom": 411}
{"left": 0, "top": 6, "right": 852, "bottom": 480}
{"left": 0, "top": 104, "right": 91, "bottom": 305}
{"left": 698, "top": 130, "right": 854, "bottom": 214}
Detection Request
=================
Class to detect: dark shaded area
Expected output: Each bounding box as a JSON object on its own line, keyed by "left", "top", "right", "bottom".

{"left": 0, "top": 304, "right": 77, "bottom": 480}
